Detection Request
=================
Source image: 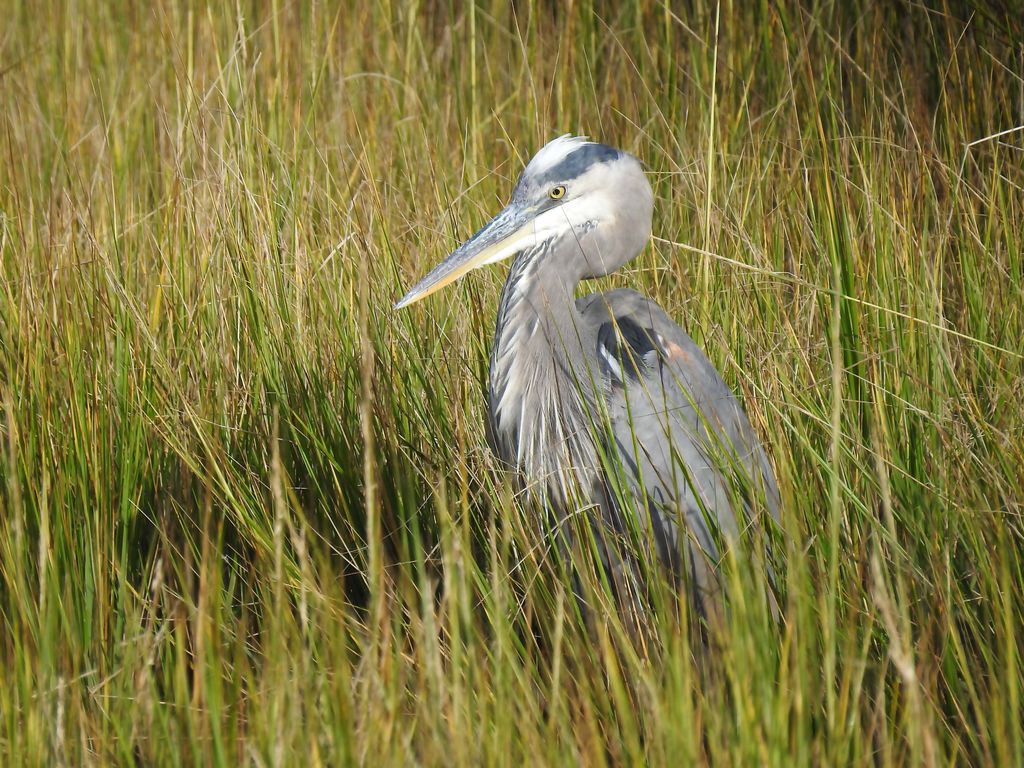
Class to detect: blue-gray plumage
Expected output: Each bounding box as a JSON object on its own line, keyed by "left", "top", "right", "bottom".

{"left": 396, "top": 135, "right": 780, "bottom": 618}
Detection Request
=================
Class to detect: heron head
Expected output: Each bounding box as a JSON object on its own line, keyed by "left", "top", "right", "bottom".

{"left": 395, "top": 135, "right": 654, "bottom": 309}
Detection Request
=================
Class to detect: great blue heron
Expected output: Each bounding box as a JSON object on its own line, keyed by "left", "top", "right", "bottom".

{"left": 397, "top": 135, "right": 780, "bottom": 620}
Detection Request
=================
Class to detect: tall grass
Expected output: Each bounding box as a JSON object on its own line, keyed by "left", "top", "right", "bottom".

{"left": 1, "top": 1, "right": 1022, "bottom": 764}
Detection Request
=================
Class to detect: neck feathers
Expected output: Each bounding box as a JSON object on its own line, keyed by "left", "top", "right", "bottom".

{"left": 487, "top": 250, "right": 595, "bottom": 499}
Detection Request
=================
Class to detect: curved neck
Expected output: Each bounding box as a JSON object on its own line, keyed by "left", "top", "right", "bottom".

{"left": 487, "top": 247, "right": 593, "bottom": 472}
{"left": 496, "top": 250, "right": 580, "bottom": 345}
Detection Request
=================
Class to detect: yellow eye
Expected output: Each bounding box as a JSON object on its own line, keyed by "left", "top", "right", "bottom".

{"left": 549, "top": 185, "right": 566, "bottom": 200}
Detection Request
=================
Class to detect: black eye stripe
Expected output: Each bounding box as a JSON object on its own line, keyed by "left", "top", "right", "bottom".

{"left": 532, "top": 144, "right": 621, "bottom": 189}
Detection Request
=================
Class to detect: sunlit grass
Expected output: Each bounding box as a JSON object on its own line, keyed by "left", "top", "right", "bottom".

{"left": 1, "top": 1, "right": 1022, "bottom": 764}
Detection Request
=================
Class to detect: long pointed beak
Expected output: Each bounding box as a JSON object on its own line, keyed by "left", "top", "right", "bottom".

{"left": 395, "top": 203, "right": 538, "bottom": 309}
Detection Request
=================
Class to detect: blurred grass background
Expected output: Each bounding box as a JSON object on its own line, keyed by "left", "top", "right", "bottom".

{"left": 1, "top": 0, "right": 1022, "bottom": 764}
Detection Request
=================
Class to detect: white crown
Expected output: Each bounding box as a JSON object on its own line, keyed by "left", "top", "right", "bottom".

{"left": 524, "top": 134, "right": 592, "bottom": 176}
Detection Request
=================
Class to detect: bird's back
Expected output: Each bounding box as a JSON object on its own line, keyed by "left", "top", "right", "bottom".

{"left": 576, "top": 288, "right": 781, "bottom": 609}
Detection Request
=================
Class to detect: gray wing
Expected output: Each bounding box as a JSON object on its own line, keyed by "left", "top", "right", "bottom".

{"left": 576, "top": 288, "right": 781, "bottom": 602}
